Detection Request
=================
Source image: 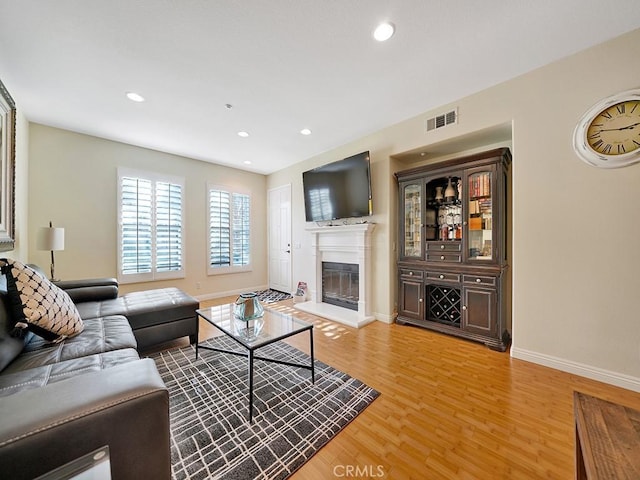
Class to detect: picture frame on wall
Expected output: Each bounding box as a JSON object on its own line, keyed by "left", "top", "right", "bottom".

{"left": 0, "top": 78, "right": 16, "bottom": 252}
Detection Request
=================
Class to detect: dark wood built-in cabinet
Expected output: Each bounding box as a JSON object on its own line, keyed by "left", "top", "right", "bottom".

{"left": 395, "top": 148, "right": 511, "bottom": 351}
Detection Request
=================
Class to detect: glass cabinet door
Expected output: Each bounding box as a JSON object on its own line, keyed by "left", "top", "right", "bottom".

{"left": 402, "top": 182, "right": 423, "bottom": 258}
{"left": 466, "top": 166, "right": 495, "bottom": 261}
{"left": 426, "top": 175, "right": 462, "bottom": 242}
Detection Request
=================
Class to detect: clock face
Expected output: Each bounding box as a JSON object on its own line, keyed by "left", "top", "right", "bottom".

{"left": 573, "top": 89, "right": 640, "bottom": 168}
{"left": 586, "top": 100, "right": 640, "bottom": 156}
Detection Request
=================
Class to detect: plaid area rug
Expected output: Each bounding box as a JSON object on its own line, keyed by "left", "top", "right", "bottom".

{"left": 253, "top": 289, "right": 293, "bottom": 303}
{"left": 149, "top": 337, "right": 379, "bottom": 480}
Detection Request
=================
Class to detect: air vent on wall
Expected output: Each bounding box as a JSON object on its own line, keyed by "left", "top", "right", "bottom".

{"left": 425, "top": 108, "right": 458, "bottom": 132}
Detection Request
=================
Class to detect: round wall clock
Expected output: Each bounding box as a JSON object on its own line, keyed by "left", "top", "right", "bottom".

{"left": 573, "top": 89, "right": 640, "bottom": 168}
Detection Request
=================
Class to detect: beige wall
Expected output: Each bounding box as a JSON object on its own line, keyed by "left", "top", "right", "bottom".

{"left": 27, "top": 124, "right": 268, "bottom": 297}
{"left": 268, "top": 28, "right": 640, "bottom": 391}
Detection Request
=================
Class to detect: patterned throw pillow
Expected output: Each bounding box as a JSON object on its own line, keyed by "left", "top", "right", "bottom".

{"left": 0, "top": 259, "right": 84, "bottom": 342}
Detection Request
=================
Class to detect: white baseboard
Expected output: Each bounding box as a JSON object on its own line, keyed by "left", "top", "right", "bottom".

{"left": 511, "top": 347, "right": 640, "bottom": 393}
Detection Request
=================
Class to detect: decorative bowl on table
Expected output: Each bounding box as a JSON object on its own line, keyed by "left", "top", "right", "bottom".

{"left": 233, "top": 293, "right": 264, "bottom": 321}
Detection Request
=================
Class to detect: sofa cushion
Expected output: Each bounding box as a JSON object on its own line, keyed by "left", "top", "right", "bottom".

{"left": 1, "top": 315, "right": 136, "bottom": 374}
{"left": 0, "top": 259, "right": 84, "bottom": 342}
{"left": 0, "top": 348, "right": 140, "bottom": 397}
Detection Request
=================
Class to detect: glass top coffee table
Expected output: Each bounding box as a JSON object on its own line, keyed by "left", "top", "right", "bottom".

{"left": 196, "top": 304, "right": 315, "bottom": 422}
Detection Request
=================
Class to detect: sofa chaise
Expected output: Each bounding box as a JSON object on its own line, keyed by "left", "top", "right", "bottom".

{"left": 57, "top": 277, "right": 199, "bottom": 351}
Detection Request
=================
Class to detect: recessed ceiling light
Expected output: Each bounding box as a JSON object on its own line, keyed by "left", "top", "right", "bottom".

{"left": 373, "top": 22, "right": 395, "bottom": 42}
{"left": 243, "top": 160, "right": 252, "bottom": 165}
{"left": 126, "top": 92, "right": 145, "bottom": 102}
{"left": 300, "top": 128, "right": 312, "bottom": 135}
{"left": 237, "top": 131, "right": 249, "bottom": 137}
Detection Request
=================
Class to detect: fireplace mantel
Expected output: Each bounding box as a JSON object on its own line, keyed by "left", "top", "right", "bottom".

{"left": 294, "top": 223, "right": 376, "bottom": 328}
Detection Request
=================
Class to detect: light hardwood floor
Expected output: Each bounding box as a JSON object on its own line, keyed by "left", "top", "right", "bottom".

{"left": 186, "top": 297, "right": 640, "bottom": 479}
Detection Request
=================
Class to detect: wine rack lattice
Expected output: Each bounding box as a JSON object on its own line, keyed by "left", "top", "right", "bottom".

{"left": 427, "top": 285, "right": 461, "bottom": 327}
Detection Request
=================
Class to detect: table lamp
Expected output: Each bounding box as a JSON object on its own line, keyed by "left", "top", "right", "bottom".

{"left": 37, "top": 221, "right": 65, "bottom": 281}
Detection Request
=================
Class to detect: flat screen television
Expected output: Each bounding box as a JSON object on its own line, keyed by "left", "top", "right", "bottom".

{"left": 302, "top": 151, "right": 372, "bottom": 222}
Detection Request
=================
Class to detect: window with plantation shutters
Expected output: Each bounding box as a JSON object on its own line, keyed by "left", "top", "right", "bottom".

{"left": 156, "top": 181, "right": 183, "bottom": 272}
{"left": 120, "top": 177, "right": 153, "bottom": 275}
{"left": 208, "top": 185, "right": 251, "bottom": 274}
{"left": 209, "top": 190, "right": 231, "bottom": 267}
{"left": 118, "top": 169, "right": 185, "bottom": 283}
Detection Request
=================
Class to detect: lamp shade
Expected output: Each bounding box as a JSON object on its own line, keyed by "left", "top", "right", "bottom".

{"left": 37, "top": 227, "right": 65, "bottom": 251}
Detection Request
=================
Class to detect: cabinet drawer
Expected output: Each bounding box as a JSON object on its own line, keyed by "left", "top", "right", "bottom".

{"left": 426, "top": 271, "right": 460, "bottom": 283}
{"left": 426, "top": 253, "right": 462, "bottom": 263}
{"left": 400, "top": 269, "right": 423, "bottom": 279}
{"left": 462, "top": 275, "right": 496, "bottom": 286}
{"left": 427, "top": 242, "right": 462, "bottom": 252}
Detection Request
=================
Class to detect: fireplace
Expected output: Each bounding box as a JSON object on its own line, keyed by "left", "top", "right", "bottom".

{"left": 322, "top": 262, "right": 359, "bottom": 311}
{"left": 294, "top": 223, "right": 375, "bottom": 328}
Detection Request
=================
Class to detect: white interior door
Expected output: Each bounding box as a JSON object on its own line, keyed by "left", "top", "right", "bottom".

{"left": 268, "top": 184, "right": 291, "bottom": 293}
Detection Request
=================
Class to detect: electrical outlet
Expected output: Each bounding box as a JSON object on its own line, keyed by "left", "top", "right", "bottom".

{"left": 195, "top": 282, "right": 201, "bottom": 290}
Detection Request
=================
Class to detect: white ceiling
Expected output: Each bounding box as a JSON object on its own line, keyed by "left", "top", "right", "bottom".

{"left": 1, "top": 1, "right": 639, "bottom": 175}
